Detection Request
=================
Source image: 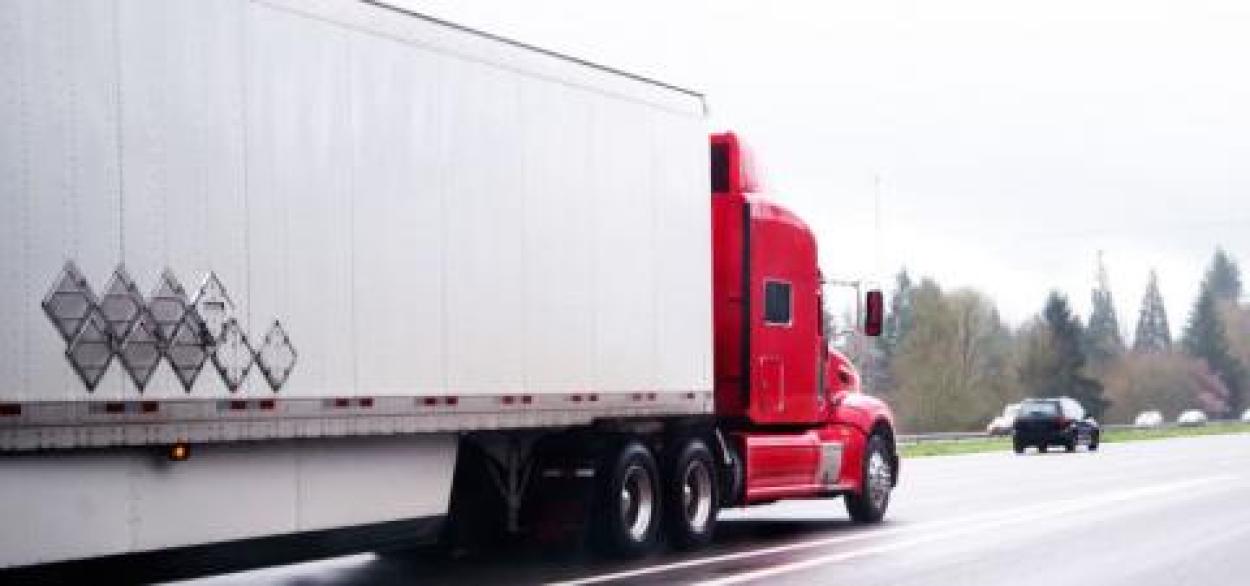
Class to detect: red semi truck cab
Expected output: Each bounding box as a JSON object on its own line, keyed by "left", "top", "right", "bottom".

{"left": 710, "top": 132, "right": 898, "bottom": 510}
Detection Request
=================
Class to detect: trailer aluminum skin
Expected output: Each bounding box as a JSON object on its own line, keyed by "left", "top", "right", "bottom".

{"left": 0, "top": 0, "right": 897, "bottom": 572}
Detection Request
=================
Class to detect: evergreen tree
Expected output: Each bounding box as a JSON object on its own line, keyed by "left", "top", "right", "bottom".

{"left": 1183, "top": 254, "right": 1246, "bottom": 416}
{"left": 1021, "top": 292, "right": 1109, "bottom": 418}
{"left": 882, "top": 269, "right": 914, "bottom": 359}
{"left": 869, "top": 269, "right": 915, "bottom": 396}
{"left": 1085, "top": 252, "right": 1124, "bottom": 366}
{"left": 1132, "top": 270, "right": 1172, "bottom": 353}
{"left": 1206, "top": 247, "right": 1242, "bottom": 302}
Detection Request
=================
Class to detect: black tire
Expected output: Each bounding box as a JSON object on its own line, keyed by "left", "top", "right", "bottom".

{"left": 1012, "top": 438, "right": 1025, "bottom": 454}
{"left": 1089, "top": 432, "right": 1100, "bottom": 451}
{"left": 663, "top": 437, "right": 720, "bottom": 550}
{"left": 846, "top": 433, "right": 894, "bottom": 524}
{"left": 1039, "top": 444, "right": 1049, "bottom": 453}
{"left": 591, "top": 439, "right": 662, "bottom": 558}
{"left": 721, "top": 441, "right": 745, "bottom": 508}
{"left": 1065, "top": 438, "right": 1076, "bottom": 453}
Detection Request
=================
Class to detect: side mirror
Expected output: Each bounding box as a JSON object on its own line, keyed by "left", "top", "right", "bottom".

{"left": 864, "top": 289, "right": 884, "bottom": 337}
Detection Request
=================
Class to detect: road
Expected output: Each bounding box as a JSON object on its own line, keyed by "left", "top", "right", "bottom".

{"left": 175, "top": 433, "right": 1250, "bottom": 586}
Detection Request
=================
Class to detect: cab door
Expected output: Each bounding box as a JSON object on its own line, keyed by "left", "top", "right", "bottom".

{"left": 747, "top": 203, "right": 822, "bottom": 425}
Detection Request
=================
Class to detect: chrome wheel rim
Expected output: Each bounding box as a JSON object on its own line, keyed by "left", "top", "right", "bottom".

{"left": 682, "top": 459, "right": 714, "bottom": 532}
{"left": 866, "top": 451, "right": 892, "bottom": 510}
{"left": 620, "top": 464, "right": 654, "bottom": 542}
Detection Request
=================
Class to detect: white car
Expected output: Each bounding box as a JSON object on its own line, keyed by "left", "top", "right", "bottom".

{"left": 1177, "top": 410, "right": 1208, "bottom": 427}
{"left": 1241, "top": 408, "right": 1250, "bottom": 423}
{"left": 986, "top": 403, "right": 1021, "bottom": 436}
{"left": 1133, "top": 410, "right": 1165, "bottom": 428}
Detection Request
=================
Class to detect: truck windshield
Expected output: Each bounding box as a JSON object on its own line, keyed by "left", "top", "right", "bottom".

{"left": 1019, "top": 401, "right": 1059, "bottom": 417}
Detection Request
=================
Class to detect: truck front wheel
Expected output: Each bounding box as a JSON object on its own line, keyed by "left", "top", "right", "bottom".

{"left": 845, "top": 433, "right": 894, "bottom": 524}
{"left": 592, "top": 439, "right": 662, "bottom": 557}
{"left": 663, "top": 437, "right": 720, "bottom": 550}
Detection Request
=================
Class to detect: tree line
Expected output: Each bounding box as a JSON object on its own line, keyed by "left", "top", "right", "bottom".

{"left": 859, "top": 248, "right": 1250, "bottom": 432}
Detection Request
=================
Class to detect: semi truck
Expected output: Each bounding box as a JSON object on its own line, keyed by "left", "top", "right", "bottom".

{"left": 0, "top": 0, "right": 898, "bottom": 571}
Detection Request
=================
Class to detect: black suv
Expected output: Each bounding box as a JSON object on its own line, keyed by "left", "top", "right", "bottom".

{"left": 1012, "top": 397, "right": 1100, "bottom": 454}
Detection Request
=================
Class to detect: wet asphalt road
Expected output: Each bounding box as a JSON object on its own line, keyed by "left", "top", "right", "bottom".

{"left": 172, "top": 433, "right": 1250, "bottom": 586}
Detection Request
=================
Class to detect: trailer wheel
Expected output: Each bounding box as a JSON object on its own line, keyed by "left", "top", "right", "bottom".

{"left": 592, "top": 439, "right": 661, "bottom": 558}
{"left": 846, "top": 433, "right": 894, "bottom": 524}
{"left": 663, "top": 437, "right": 719, "bottom": 550}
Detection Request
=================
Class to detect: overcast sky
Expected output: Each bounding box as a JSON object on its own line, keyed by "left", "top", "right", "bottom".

{"left": 400, "top": 0, "right": 1250, "bottom": 337}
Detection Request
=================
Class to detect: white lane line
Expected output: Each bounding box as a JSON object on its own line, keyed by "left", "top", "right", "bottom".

{"left": 550, "top": 513, "right": 1010, "bottom": 586}
{"left": 692, "top": 475, "right": 1236, "bottom": 586}
{"left": 556, "top": 491, "right": 1126, "bottom": 586}
{"left": 164, "top": 553, "right": 378, "bottom": 586}
{"left": 551, "top": 475, "right": 1232, "bottom": 586}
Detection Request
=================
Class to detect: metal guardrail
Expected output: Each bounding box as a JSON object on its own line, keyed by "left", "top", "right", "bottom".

{"left": 897, "top": 431, "right": 988, "bottom": 445}
{"left": 898, "top": 419, "right": 1248, "bottom": 446}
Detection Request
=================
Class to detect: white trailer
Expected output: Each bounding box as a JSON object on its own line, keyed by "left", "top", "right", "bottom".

{"left": 1, "top": 0, "right": 710, "bottom": 570}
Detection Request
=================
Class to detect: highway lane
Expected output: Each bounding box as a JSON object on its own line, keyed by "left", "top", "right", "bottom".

{"left": 173, "top": 433, "right": 1250, "bottom": 586}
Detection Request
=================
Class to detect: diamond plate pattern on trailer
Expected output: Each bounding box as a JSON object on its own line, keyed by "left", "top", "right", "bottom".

{"left": 149, "top": 269, "right": 192, "bottom": 341}
{"left": 42, "top": 263, "right": 294, "bottom": 396}
{"left": 66, "top": 311, "right": 114, "bottom": 391}
{"left": 97, "top": 266, "right": 145, "bottom": 344}
{"left": 166, "top": 314, "right": 210, "bottom": 392}
{"left": 118, "top": 310, "right": 163, "bottom": 391}
{"left": 213, "top": 318, "right": 254, "bottom": 393}
{"left": 42, "top": 261, "right": 100, "bottom": 343}
{"left": 192, "top": 272, "right": 237, "bottom": 342}
{"left": 255, "top": 321, "right": 297, "bottom": 391}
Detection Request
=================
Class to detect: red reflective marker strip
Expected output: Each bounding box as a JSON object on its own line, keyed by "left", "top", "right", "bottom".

{"left": 421, "top": 397, "right": 438, "bottom": 406}
{"left": 445, "top": 396, "right": 459, "bottom": 406}
{"left": 140, "top": 401, "right": 159, "bottom": 414}
{"left": 104, "top": 402, "right": 125, "bottom": 414}
{"left": 0, "top": 404, "right": 20, "bottom": 416}
{"left": 521, "top": 395, "right": 533, "bottom": 405}
{"left": 333, "top": 398, "right": 350, "bottom": 408}
{"left": 258, "top": 399, "right": 276, "bottom": 410}
{"left": 230, "top": 400, "right": 248, "bottom": 411}
{"left": 358, "top": 397, "right": 374, "bottom": 408}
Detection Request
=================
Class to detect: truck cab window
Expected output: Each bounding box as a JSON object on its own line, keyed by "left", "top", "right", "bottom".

{"left": 711, "top": 143, "right": 731, "bottom": 193}
{"left": 764, "top": 280, "right": 792, "bottom": 325}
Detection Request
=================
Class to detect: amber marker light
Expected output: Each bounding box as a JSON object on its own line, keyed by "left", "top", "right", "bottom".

{"left": 168, "top": 442, "right": 191, "bottom": 462}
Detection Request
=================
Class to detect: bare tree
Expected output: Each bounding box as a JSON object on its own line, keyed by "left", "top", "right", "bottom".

{"left": 892, "top": 281, "right": 1018, "bottom": 432}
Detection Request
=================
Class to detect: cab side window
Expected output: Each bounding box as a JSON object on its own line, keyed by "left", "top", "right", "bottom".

{"left": 764, "top": 280, "right": 792, "bottom": 326}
